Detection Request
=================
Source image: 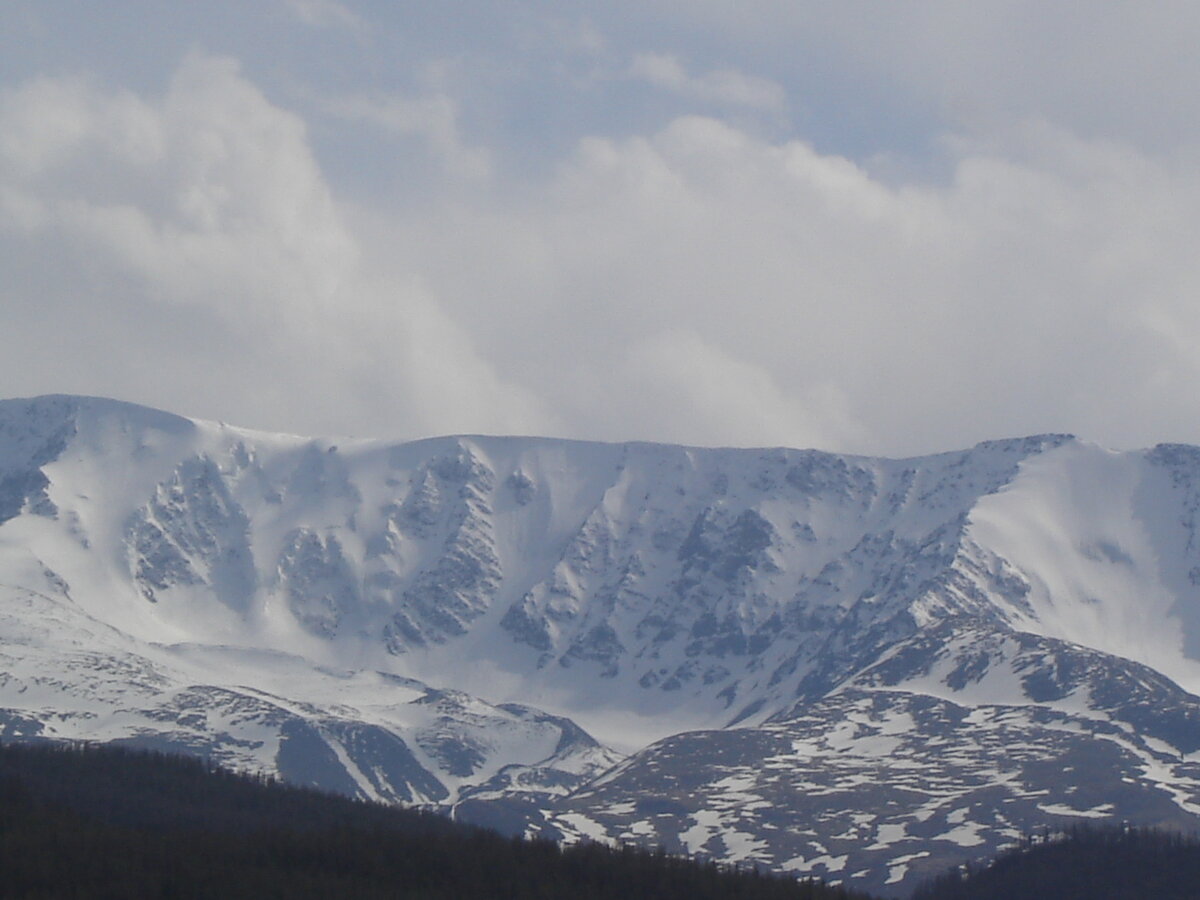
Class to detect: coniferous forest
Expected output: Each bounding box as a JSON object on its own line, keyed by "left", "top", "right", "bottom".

{"left": 4, "top": 740, "right": 1200, "bottom": 899}
{"left": 0, "top": 742, "right": 871, "bottom": 900}
{"left": 911, "top": 824, "right": 1200, "bottom": 900}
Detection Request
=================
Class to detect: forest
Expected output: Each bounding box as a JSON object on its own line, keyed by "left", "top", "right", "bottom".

{"left": 3, "top": 739, "right": 1200, "bottom": 899}
{"left": 0, "top": 741, "right": 870, "bottom": 899}
{"left": 912, "top": 823, "right": 1200, "bottom": 900}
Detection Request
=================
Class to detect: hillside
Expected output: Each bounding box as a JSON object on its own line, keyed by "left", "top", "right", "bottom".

{"left": 2, "top": 394, "right": 1200, "bottom": 894}
{"left": 912, "top": 825, "right": 1200, "bottom": 900}
{"left": 0, "top": 741, "right": 864, "bottom": 900}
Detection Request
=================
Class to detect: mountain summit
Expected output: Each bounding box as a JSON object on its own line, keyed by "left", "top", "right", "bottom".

{"left": 2, "top": 394, "right": 1199, "bottom": 895}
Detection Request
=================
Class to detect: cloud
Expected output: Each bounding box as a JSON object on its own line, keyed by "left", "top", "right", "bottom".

{"left": 621, "top": 331, "right": 861, "bottom": 450}
{"left": 597, "top": 1, "right": 1200, "bottom": 153}
{"left": 0, "top": 55, "right": 356, "bottom": 323}
{"left": 628, "top": 53, "right": 785, "bottom": 114}
{"left": 6, "top": 25, "right": 1200, "bottom": 458}
{"left": 376, "top": 112, "right": 1200, "bottom": 455}
{"left": 284, "top": 0, "right": 363, "bottom": 32}
{"left": 0, "top": 54, "right": 547, "bottom": 440}
{"left": 320, "top": 91, "right": 492, "bottom": 180}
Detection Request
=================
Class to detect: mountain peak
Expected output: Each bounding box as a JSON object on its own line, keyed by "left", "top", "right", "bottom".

{"left": 2, "top": 394, "right": 1199, "bottom": 895}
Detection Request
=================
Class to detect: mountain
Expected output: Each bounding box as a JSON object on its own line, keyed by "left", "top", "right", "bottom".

{"left": 1, "top": 394, "right": 1200, "bottom": 895}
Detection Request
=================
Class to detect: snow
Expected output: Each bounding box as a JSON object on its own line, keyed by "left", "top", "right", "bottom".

{"left": 8, "top": 396, "right": 1200, "bottom": 894}
{"left": 1037, "top": 802, "right": 1114, "bottom": 819}
{"left": 884, "top": 852, "right": 930, "bottom": 885}
{"left": 967, "top": 440, "right": 1200, "bottom": 693}
{"left": 680, "top": 810, "right": 723, "bottom": 855}
{"left": 558, "top": 813, "right": 617, "bottom": 845}
{"left": 781, "top": 852, "right": 851, "bottom": 874}
{"left": 722, "top": 830, "right": 771, "bottom": 862}
{"left": 0, "top": 402, "right": 1125, "bottom": 749}
{"left": 869, "top": 823, "right": 908, "bottom": 849}
{"left": 940, "top": 821, "right": 988, "bottom": 846}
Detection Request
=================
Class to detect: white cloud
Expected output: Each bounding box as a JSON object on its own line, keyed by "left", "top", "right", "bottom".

{"left": 378, "top": 112, "right": 1200, "bottom": 455}
{"left": 0, "top": 54, "right": 547, "bottom": 441}
{"left": 629, "top": 53, "right": 785, "bottom": 114}
{"left": 6, "top": 21, "right": 1200, "bottom": 458}
{"left": 0, "top": 55, "right": 357, "bottom": 327}
{"left": 621, "top": 331, "right": 861, "bottom": 450}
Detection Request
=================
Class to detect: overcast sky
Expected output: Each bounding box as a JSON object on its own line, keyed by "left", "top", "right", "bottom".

{"left": 3, "top": 2, "right": 1200, "bottom": 456}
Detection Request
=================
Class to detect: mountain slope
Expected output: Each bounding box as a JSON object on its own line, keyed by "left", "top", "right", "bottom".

{"left": 911, "top": 825, "right": 1200, "bottom": 900}
{"left": 543, "top": 619, "right": 1200, "bottom": 893}
{"left": 2, "top": 394, "right": 1200, "bottom": 894}
{"left": 0, "top": 742, "right": 856, "bottom": 900}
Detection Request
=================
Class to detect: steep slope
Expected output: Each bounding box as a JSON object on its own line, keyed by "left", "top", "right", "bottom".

{"left": 542, "top": 619, "right": 1200, "bottom": 895}
{"left": 0, "top": 397, "right": 1076, "bottom": 729}
{"left": 2, "top": 394, "right": 1200, "bottom": 894}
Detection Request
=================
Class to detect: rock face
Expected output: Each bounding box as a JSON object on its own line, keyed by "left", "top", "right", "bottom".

{"left": 2, "top": 394, "right": 1200, "bottom": 895}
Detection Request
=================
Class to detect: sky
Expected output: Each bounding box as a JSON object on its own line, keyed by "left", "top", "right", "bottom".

{"left": 3, "top": 2, "right": 1200, "bottom": 457}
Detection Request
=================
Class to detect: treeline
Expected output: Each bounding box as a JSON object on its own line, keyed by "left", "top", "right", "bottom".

{"left": 911, "top": 824, "right": 1200, "bottom": 900}
{"left": 0, "top": 741, "right": 873, "bottom": 899}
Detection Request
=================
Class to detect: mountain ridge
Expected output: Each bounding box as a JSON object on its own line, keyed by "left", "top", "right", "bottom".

{"left": 1, "top": 393, "right": 1199, "bottom": 895}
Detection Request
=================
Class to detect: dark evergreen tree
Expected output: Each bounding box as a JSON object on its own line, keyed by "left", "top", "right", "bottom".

{"left": 912, "top": 823, "right": 1200, "bottom": 900}
{"left": 0, "top": 741, "right": 877, "bottom": 900}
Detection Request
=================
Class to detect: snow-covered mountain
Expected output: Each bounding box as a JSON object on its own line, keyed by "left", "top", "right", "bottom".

{"left": 3, "top": 394, "right": 1200, "bottom": 895}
